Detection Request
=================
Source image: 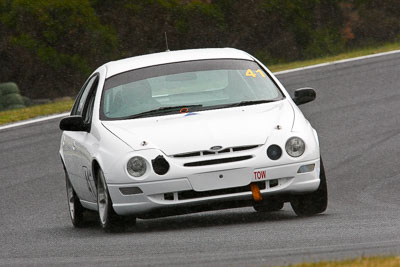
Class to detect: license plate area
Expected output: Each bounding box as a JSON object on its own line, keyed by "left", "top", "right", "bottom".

{"left": 188, "top": 168, "right": 252, "bottom": 192}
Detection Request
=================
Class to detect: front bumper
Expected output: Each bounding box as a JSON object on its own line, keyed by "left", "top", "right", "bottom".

{"left": 108, "top": 158, "right": 321, "bottom": 216}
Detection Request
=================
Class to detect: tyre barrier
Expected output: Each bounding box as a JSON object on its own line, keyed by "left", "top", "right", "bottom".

{"left": 0, "top": 82, "right": 19, "bottom": 95}
{"left": 0, "top": 82, "right": 27, "bottom": 111}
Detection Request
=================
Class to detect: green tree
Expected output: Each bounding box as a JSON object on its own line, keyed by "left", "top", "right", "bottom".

{"left": 0, "top": 0, "right": 118, "bottom": 98}
{"left": 351, "top": 0, "right": 400, "bottom": 45}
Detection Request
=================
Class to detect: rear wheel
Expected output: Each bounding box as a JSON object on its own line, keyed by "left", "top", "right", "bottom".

{"left": 65, "top": 173, "right": 85, "bottom": 227}
{"left": 290, "top": 158, "right": 328, "bottom": 216}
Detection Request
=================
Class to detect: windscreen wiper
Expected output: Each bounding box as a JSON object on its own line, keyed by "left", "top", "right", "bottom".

{"left": 123, "top": 104, "right": 203, "bottom": 119}
{"left": 156, "top": 104, "right": 203, "bottom": 111}
{"left": 225, "top": 99, "right": 278, "bottom": 107}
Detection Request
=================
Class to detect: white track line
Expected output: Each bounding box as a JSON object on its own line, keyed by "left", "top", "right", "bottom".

{"left": 274, "top": 49, "right": 400, "bottom": 75}
{"left": 0, "top": 112, "right": 69, "bottom": 131}
{"left": 1, "top": 49, "right": 400, "bottom": 131}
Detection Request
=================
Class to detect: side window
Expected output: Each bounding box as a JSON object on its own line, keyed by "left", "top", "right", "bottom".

{"left": 72, "top": 75, "right": 98, "bottom": 116}
{"left": 82, "top": 76, "right": 99, "bottom": 125}
{"left": 83, "top": 91, "right": 96, "bottom": 124}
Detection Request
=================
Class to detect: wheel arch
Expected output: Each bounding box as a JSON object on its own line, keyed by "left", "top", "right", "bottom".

{"left": 92, "top": 159, "right": 101, "bottom": 190}
{"left": 60, "top": 156, "right": 73, "bottom": 187}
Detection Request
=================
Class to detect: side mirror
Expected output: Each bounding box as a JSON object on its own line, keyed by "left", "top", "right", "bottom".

{"left": 292, "top": 87, "right": 316, "bottom": 105}
{"left": 59, "top": 116, "right": 89, "bottom": 132}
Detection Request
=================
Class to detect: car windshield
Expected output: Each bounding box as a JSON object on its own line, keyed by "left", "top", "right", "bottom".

{"left": 100, "top": 59, "right": 284, "bottom": 120}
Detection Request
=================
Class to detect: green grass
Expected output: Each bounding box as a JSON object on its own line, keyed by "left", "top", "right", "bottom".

{"left": 283, "top": 256, "right": 400, "bottom": 267}
{"left": 1, "top": 42, "right": 400, "bottom": 126}
{"left": 268, "top": 42, "right": 400, "bottom": 73}
{"left": 0, "top": 99, "right": 74, "bottom": 125}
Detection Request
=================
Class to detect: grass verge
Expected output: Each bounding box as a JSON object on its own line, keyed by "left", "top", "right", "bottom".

{"left": 284, "top": 256, "right": 400, "bottom": 267}
{"left": 268, "top": 42, "right": 400, "bottom": 72}
{"left": 1, "top": 42, "right": 400, "bottom": 126}
{"left": 0, "top": 99, "right": 74, "bottom": 125}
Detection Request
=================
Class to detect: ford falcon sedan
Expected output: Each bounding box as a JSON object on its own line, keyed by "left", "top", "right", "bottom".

{"left": 59, "top": 48, "right": 327, "bottom": 231}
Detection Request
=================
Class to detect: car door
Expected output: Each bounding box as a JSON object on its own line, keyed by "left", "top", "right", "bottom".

{"left": 63, "top": 74, "right": 99, "bottom": 202}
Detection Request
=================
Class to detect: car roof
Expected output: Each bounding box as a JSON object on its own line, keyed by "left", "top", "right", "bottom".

{"left": 104, "top": 48, "right": 254, "bottom": 78}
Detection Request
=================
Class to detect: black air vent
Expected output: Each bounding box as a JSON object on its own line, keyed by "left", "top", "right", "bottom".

{"left": 152, "top": 155, "right": 170, "bottom": 175}
{"left": 119, "top": 187, "right": 143, "bottom": 195}
{"left": 232, "top": 145, "right": 259, "bottom": 152}
{"left": 183, "top": 155, "right": 252, "bottom": 167}
{"left": 172, "top": 145, "right": 260, "bottom": 158}
{"left": 173, "top": 152, "right": 201, "bottom": 158}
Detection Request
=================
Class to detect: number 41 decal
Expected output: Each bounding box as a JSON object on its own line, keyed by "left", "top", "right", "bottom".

{"left": 246, "top": 69, "right": 266, "bottom": 78}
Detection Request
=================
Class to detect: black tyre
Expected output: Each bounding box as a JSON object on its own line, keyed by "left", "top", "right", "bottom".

{"left": 65, "top": 172, "right": 86, "bottom": 228}
{"left": 97, "top": 168, "right": 135, "bottom": 232}
{"left": 290, "top": 158, "right": 328, "bottom": 216}
{"left": 254, "top": 200, "right": 284, "bottom": 212}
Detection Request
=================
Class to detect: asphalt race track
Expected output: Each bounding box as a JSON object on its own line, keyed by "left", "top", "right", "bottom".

{"left": 1, "top": 53, "right": 400, "bottom": 266}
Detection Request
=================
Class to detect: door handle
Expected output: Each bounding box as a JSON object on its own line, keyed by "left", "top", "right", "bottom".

{"left": 72, "top": 141, "right": 76, "bottom": 151}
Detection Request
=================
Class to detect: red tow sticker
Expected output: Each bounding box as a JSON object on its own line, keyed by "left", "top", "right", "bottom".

{"left": 253, "top": 170, "right": 266, "bottom": 180}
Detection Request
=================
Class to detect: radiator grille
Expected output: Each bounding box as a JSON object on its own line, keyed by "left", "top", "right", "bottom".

{"left": 173, "top": 145, "right": 259, "bottom": 158}
{"left": 183, "top": 155, "right": 252, "bottom": 167}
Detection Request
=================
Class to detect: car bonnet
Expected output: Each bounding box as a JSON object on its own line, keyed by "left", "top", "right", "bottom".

{"left": 101, "top": 100, "right": 294, "bottom": 156}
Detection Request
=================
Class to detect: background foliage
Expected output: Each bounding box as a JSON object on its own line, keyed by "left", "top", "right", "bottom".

{"left": 0, "top": 0, "right": 399, "bottom": 99}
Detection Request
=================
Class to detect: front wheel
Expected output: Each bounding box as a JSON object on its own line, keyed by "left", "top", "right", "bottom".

{"left": 290, "top": 158, "right": 328, "bottom": 216}
{"left": 253, "top": 199, "right": 284, "bottom": 212}
{"left": 97, "top": 168, "right": 121, "bottom": 232}
{"left": 97, "top": 168, "right": 136, "bottom": 232}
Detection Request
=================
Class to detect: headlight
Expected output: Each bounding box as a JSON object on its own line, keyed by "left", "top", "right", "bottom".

{"left": 285, "top": 137, "right": 305, "bottom": 157}
{"left": 127, "top": 156, "right": 147, "bottom": 177}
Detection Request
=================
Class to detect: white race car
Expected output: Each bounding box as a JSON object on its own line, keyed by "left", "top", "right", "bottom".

{"left": 59, "top": 48, "right": 327, "bottom": 231}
